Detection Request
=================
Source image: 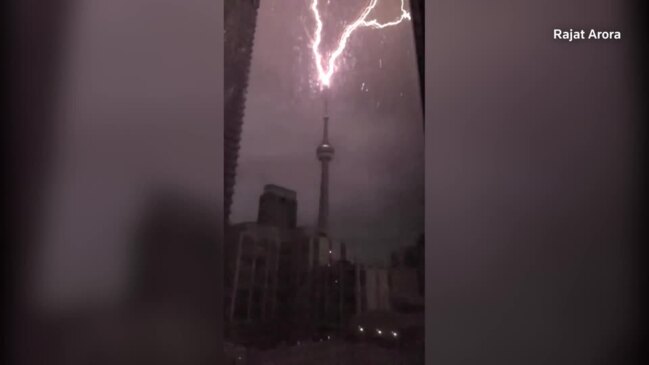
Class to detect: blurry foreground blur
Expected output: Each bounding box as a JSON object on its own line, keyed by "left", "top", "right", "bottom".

{"left": 9, "top": 1, "right": 223, "bottom": 363}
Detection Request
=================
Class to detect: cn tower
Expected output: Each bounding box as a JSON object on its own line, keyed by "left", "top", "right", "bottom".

{"left": 316, "top": 89, "right": 334, "bottom": 237}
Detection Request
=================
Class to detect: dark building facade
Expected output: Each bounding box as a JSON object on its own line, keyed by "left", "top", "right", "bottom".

{"left": 257, "top": 184, "right": 298, "bottom": 229}
{"left": 311, "top": 259, "right": 358, "bottom": 333}
{"left": 225, "top": 223, "right": 282, "bottom": 324}
{"left": 225, "top": 185, "right": 315, "bottom": 345}
{"left": 226, "top": 184, "right": 365, "bottom": 345}
{"left": 224, "top": 0, "right": 261, "bottom": 223}
{"left": 410, "top": 0, "right": 425, "bottom": 117}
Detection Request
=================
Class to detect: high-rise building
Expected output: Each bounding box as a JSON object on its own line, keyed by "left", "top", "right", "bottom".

{"left": 224, "top": 0, "right": 261, "bottom": 223}
{"left": 410, "top": 0, "right": 425, "bottom": 115}
{"left": 225, "top": 185, "right": 315, "bottom": 344}
{"left": 258, "top": 184, "right": 297, "bottom": 229}
{"left": 226, "top": 222, "right": 282, "bottom": 323}
{"left": 361, "top": 266, "right": 392, "bottom": 312}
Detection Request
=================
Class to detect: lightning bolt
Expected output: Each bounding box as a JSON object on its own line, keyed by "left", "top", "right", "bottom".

{"left": 310, "top": 0, "right": 411, "bottom": 88}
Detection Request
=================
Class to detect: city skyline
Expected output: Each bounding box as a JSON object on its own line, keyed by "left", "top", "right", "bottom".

{"left": 230, "top": 0, "right": 423, "bottom": 265}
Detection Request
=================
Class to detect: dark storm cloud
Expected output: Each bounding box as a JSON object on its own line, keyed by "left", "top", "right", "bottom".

{"left": 231, "top": 0, "right": 423, "bottom": 264}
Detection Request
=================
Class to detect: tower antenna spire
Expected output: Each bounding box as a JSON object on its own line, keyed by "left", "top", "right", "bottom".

{"left": 322, "top": 87, "right": 330, "bottom": 143}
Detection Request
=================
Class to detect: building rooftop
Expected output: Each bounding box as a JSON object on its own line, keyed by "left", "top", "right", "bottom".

{"left": 263, "top": 184, "right": 297, "bottom": 200}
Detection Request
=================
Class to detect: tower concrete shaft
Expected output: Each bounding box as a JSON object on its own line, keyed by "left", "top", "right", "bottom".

{"left": 317, "top": 89, "right": 334, "bottom": 236}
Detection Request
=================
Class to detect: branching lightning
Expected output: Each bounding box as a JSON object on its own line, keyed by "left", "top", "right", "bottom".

{"left": 310, "top": 0, "right": 411, "bottom": 88}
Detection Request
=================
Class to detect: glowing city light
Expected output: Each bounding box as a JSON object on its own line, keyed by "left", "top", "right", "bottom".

{"left": 310, "top": 0, "right": 411, "bottom": 88}
{"left": 359, "top": 326, "right": 365, "bottom": 332}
